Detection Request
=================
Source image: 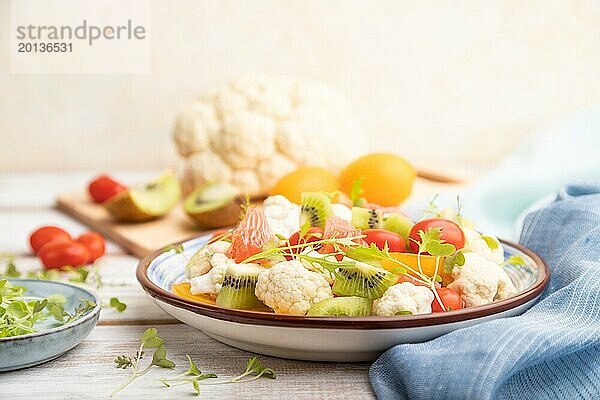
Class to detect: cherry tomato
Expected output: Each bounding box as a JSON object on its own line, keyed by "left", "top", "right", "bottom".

{"left": 397, "top": 274, "right": 441, "bottom": 288}
{"left": 408, "top": 218, "right": 465, "bottom": 254}
{"left": 38, "top": 240, "right": 90, "bottom": 270}
{"left": 76, "top": 232, "right": 105, "bottom": 263}
{"left": 431, "top": 287, "right": 464, "bottom": 312}
{"left": 29, "top": 226, "right": 72, "bottom": 254}
{"left": 363, "top": 229, "right": 405, "bottom": 252}
{"left": 88, "top": 174, "right": 127, "bottom": 203}
{"left": 284, "top": 227, "right": 323, "bottom": 260}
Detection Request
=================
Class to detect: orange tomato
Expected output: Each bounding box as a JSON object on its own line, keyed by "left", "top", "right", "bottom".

{"left": 381, "top": 252, "right": 453, "bottom": 286}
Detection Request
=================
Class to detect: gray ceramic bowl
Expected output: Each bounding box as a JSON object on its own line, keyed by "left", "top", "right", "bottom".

{"left": 0, "top": 279, "right": 101, "bottom": 371}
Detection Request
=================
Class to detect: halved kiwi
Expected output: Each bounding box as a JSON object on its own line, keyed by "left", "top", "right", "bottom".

{"left": 104, "top": 171, "right": 181, "bottom": 222}
{"left": 215, "top": 264, "right": 265, "bottom": 310}
{"left": 300, "top": 192, "right": 333, "bottom": 228}
{"left": 333, "top": 262, "right": 397, "bottom": 300}
{"left": 351, "top": 207, "right": 383, "bottom": 229}
{"left": 382, "top": 213, "right": 414, "bottom": 243}
{"left": 184, "top": 182, "right": 242, "bottom": 228}
{"left": 307, "top": 296, "right": 372, "bottom": 316}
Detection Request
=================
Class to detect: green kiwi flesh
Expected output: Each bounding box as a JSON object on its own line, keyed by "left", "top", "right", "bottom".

{"left": 215, "top": 264, "right": 264, "bottom": 309}
{"left": 333, "top": 262, "right": 397, "bottom": 300}
{"left": 351, "top": 207, "right": 383, "bottom": 229}
{"left": 307, "top": 296, "right": 372, "bottom": 316}
{"left": 382, "top": 213, "right": 414, "bottom": 242}
{"left": 300, "top": 192, "right": 333, "bottom": 228}
{"left": 184, "top": 182, "right": 242, "bottom": 228}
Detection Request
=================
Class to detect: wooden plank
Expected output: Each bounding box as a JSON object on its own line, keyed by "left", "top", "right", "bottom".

{"left": 56, "top": 191, "right": 200, "bottom": 258}
{"left": 0, "top": 324, "right": 374, "bottom": 399}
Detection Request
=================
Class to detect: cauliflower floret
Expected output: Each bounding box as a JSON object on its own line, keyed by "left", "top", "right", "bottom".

{"left": 463, "top": 228, "right": 504, "bottom": 264}
{"left": 173, "top": 75, "right": 367, "bottom": 195}
{"left": 262, "top": 195, "right": 301, "bottom": 238}
{"left": 189, "top": 257, "right": 257, "bottom": 298}
{"left": 185, "top": 241, "right": 232, "bottom": 279}
{"left": 374, "top": 282, "right": 434, "bottom": 316}
{"left": 495, "top": 267, "right": 518, "bottom": 301}
{"left": 190, "top": 264, "right": 228, "bottom": 297}
{"left": 332, "top": 203, "right": 352, "bottom": 222}
{"left": 255, "top": 260, "right": 333, "bottom": 315}
{"left": 447, "top": 252, "right": 517, "bottom": 307}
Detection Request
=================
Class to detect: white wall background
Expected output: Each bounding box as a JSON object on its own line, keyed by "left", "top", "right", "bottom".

{"left": 1, "top": 0, "right": 599, "bottom": 175}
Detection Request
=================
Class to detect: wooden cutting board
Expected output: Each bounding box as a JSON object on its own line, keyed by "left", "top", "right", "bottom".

{"left": 56, "top": 172, "right": 465, "bottom": 258}
{"left": 56, "top": 191, "right": 201, "bottom": 257}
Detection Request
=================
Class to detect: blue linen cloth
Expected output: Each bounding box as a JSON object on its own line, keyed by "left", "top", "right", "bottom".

{"left": 369, "top": 183, "right": 600, "bottom": 400}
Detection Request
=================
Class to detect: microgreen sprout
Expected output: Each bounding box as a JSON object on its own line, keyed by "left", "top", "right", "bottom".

{"left": 162, "top": 244, "right": 185, "bottom": 254}
{"left": 160, "top": 355, "right": 217, "bottom": 395}
{"left": 111, "top": 328, "right": 175, "bottom": 397}
{"left": 0, "top": 279, "right": 96, "bottom": 338}
{"left": 349, "top": 178, "right": 367, "bottom": 206}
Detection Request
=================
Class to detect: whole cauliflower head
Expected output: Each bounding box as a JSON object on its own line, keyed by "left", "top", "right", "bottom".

{"left": 173, "top": 76, "right": 367, "bottom": 194}
{"left": 447, "top": 252, "right": 517, "bottom": 307}
{"left": 463, "top": 228, "right": 504, "bottom": 265}
{"left": 374, "top": 282, "right": 434, "bottom": 316}
{"left": 255, "top": 260, "right": 333, "bottom": 315}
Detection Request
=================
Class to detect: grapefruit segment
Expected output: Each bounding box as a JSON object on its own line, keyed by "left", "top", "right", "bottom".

{"left": 226, "top": 207, "right": 274, "bottom": 263}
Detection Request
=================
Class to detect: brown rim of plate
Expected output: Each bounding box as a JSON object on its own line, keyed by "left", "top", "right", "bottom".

{"left": 136, "top": 236, "right": 550, "bottom": 330}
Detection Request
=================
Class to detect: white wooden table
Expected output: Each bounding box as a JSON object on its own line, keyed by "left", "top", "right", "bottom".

{"left": 0, "top": 171, "right": 376, "bottom": 399}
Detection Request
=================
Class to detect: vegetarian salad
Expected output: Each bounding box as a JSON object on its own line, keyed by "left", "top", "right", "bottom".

{"left": 172, "top": 190, "right": 520, "bottom": 317}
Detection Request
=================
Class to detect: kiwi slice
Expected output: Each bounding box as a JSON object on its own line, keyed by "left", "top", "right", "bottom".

{"left": 215, "top": 264, "right": 265, "bottom": 310}
{"left": 300, "top": 192, "right": 333, "bottom": 228}
{"left": 333, "top": 262, "right": 397, "bottom": 300}
{"left": 104, "top": 171, "right": 181, "bottom": 222}
{"left": 383, "top": 213, "right": 414, "bottom": 243}
{"left": 184, "top": 182, "right": 242, "bottom": 228}
{"left": 307, "top": 296, "right": 372, "bottom": 316}
{"left": 351, "top": 207, "right": 383, "bottom": 229}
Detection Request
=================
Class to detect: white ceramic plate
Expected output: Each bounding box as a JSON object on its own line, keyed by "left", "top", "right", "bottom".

{"left": 137, "top": 234, "right": 549, "bottom": 362}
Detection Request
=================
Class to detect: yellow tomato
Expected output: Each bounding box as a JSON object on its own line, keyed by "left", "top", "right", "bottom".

{"left": 270, "top": 167, "right": 339, "bottom": 204}
{"left": 380, "top": 253, "right": 453, "bottom": 286}
{"left": 340, "top": 153, "right": 416, "bottom": 206}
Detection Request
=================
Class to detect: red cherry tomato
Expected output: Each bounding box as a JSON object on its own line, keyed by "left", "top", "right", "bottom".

{"left": 38, "top": 240, "right": 90, "bottom": 270}
{"left": 88, "top": 174, "right": 127, "bottom": 203}
{"left": 431, "top": 287, "right": 464, "bottom": 312}
{"left": 397, "top": 274, "right": 441, "bottom": 288}
{"left": 76, "top": 232, "right": 106, "bottom": 263}
{"left": 408, "top": 218, "right": 465, "bottom": 254}
{"left": 363, "top": 229, "right": 405, "bottom": 252}
{"left": 29, "top": 226, "right": 72, "bottom": 254}
{"left": 284, "top": 227, "right": 323, "bottom": 260}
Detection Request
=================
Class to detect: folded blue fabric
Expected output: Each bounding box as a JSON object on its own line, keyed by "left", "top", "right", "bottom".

{"left": 369, "top": 183, "right": 600, "bottom": 400}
